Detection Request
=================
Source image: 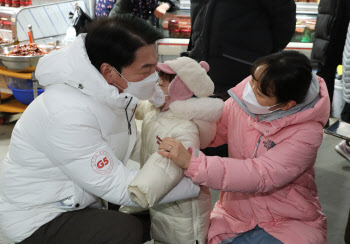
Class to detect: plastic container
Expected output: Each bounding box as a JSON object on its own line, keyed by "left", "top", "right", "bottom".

{"left": 4, "top": 0, "right": 12, "bottom": 7}
{"left": 12, "top": 0, "right": 20, "bottom": 7}
{"left": 181, "top": 29, "right": 191, "bottom": 38}
{"left": 7, "top": 78, "right": 45, "bottom": 105}
{"left": 332, "top": 75, "right": 346, "bottom": 119}
{"left": 168, "top": 19, "right": 179, "bottom": 31}
{"left": 169, "top": 29, "right": 180, "bottom": 38}
{"left": 20, "top": 0, "right": 31, "bottom": 6}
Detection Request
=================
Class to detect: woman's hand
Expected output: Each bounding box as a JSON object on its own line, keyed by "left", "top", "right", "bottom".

{"left": 154, "top": 3, "right": 170, "bottom": 19}
{"left": 158, "top": 137, "right": 191, "bottom": 169}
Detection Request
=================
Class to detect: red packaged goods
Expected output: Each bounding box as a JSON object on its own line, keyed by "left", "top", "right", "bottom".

{"left": 20, "top": 0, "right": 31, "bottom": 6}
{"left": 168, "top": 19, "right": 179, "bottom": 31}
{"left": 12, "top": 0, "right": 20, "bottom": 7}
{"left": 7, "top": 43, "right": 48, "bottom": 56}
{"left": 0, "top": 0, "right": 5, "bottom": 6}
{"left": 181, "top": 29, "right": 191, "bottom": 38}
{"left": 169, "top": 28, "right": 180, "bottom": 38}
{"left": 4, "top": 0, "right": 12, "bottom": 7}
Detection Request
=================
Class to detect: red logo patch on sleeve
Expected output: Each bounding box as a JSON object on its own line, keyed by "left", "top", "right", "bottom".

{"left": 91, "top": 150, "right": 114, "bottom": 175}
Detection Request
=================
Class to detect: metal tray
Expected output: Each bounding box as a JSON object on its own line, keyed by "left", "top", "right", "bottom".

{"left": 0, "top": 44, "right": 54, "bottom": 73}
{"left": 0, "top": 40, "right": 14, "bottom": 48}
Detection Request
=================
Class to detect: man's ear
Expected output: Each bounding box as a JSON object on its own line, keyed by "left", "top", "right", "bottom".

{"left": 280, "top": 100, "right": 296, "bottom": 111}
{"left": 100, "top": 63, "right": 114, "bottom": 84}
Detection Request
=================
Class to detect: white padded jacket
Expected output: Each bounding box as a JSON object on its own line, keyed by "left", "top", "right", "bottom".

{"left": 0, "top": 35, "right": 199, "bottom": 243}
{"left": 129, "top": 98, "right": 224, "bottom": 244}
{"left": 343, "top": 21, "right": 350, "bottom": 103}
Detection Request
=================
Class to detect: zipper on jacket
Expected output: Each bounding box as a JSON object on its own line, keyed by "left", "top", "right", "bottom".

{"left": 192, "top": 196, "right": 200, "bottom": 243}
{"left": 251, "top": 134, "right": 263, "bottom": 158}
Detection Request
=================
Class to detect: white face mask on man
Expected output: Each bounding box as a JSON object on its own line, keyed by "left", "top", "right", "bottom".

{"left": 148, "top": 83, "right": 169, "bottom": 108}
{"left": 242, "top": 81, "right": 280, "bottom": 115}
{"left": 113, "top": 68, "right": 159, "bottom": 100}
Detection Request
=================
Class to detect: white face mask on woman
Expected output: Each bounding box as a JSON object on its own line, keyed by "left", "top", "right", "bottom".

{"left": 148, "top": 83, "right": 169, "bottom": 108}
{"left": 242, "top": 81, "right": 280, "bottom": 115}
{"left": 113, "top": 68, "right": 159, "bottom": 100}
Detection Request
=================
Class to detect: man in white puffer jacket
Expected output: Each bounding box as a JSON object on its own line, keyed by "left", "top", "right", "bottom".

{"left": 0, "top": 15, "right": 199, "bottom": 244}
{"left": 127, "top": 58, "right": 224, "bottom": 244}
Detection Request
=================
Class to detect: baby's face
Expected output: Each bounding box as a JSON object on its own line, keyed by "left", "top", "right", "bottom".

{"left": 159, "top": 77, "right": 171, "bottom": 105}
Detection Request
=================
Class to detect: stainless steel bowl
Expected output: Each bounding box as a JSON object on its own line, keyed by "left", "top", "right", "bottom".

{"left": 0, "top": 44, "right": 54, "bottom": 73}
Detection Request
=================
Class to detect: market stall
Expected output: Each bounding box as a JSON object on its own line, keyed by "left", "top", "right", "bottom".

{"left": 0, "top": 0, "right": 93, "bottom": 120}
{"left": 157, "top": 2, "right": 319, "bottom": 62}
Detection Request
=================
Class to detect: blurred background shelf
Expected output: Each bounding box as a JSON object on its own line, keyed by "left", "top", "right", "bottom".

{"left": 0, "top": 99, "right": 26, "bottom": 113}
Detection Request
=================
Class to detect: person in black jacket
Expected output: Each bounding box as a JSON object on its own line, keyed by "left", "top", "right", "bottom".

{"left": 184, "top": 0, "right": 296, "bottom": 100}
{"left": 109, "top": 0, "right": 179, "bottom": 26}
{"left": 311, "top": 0, "right": 350, "bottom": 112}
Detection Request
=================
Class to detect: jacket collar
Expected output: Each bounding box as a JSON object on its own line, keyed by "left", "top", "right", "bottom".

{"left": 229, "top": 74, "right": 330, "bottom": 136}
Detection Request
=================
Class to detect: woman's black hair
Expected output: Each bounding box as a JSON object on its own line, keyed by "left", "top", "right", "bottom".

{"left": 250, "top": 50, "right": 313, "bottom": 104}
{"left": 85, "top": 14, "right": 163, "bottom": 73}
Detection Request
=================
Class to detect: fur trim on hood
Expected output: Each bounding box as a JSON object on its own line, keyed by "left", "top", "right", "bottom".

{"left": 169, "top": 97, "right": 224, "bottom": 148}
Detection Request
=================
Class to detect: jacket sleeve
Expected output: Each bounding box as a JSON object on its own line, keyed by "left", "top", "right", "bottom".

{"left": 135, "top": 101, "right": 153, "bottom": 121}
{"left": 258, "top": 0, "right": 296, "bottom": 52}
{"left": 185, "top": 127, "right": 323, "bottom": 193}
{"left": 208, "top": 98, "right": 232, "bottom": 147}
{"left": 128, "top": 121, "right": 201, "bottom": 207}
{"left": 109, "top": 0, "right": 129, "bottom": 16}
{"left": 44, "top": 109, "right": 139, "bottom": 206}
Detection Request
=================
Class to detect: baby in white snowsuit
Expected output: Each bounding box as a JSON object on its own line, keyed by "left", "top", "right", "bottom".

{"left": 129, "top": 57, "right": 224, "bottom": 244}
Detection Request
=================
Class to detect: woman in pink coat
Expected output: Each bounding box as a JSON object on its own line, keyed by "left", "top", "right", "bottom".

{"left": 158, "top": 51, "right": 329, "bottom": 244}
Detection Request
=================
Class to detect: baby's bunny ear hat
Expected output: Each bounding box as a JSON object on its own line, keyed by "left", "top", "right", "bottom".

{"left": 156, "top": 57, "right": 214, "bottom": 111}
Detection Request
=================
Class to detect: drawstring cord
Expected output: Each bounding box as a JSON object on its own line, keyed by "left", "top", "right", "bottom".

{"left": 125, "top": 97, "right": 136, "bottom": 135}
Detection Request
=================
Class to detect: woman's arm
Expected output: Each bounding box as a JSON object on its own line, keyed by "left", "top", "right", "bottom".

{"left": 154, "top": 0, "right": 179, "bottom": 19}
{"left": 160, "top": 126, "right": 323, "bottom": 193}
{"left": 162, "top": 0, "right": 179, "bottom": 12}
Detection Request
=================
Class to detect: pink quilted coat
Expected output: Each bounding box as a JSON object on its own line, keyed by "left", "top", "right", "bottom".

{"left": 185, "top": 76, "right": 330, "bottom": 244}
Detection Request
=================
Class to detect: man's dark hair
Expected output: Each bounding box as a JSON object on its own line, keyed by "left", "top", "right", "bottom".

{"left": 251, "top": 50, "right": 313, "bottom": 104}
{"left": 85, "top": 14, "right": 163, "bottom": 72}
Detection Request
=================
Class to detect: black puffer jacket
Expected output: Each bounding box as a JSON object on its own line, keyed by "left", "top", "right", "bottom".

{"left": 186, "top": 0, "right": 296, "bottom": 99}
{"left": 311, "top": 0, "right": 350, "bottom": 105}
{"left": 110, "top": 0, "right": 179, "bottom": 24}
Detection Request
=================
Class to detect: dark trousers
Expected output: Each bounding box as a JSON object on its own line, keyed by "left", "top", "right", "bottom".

{"left": 342, "top": 102, "right": 350, "bottom": 123}
{"left": 226, "top": 226, "right": 283, "bottom": 244}
{"left": 18, "top": 208, "right": 144, "bottom": 244}
{"left": 339, "top": 105, "right": 350, "bottom": 244}
{"left": 346, "top": 209, "right": 350, "bottom": 244}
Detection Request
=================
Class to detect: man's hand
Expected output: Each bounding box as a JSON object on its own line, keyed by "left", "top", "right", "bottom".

{"left": 158, "top": 137, "right": 191, "bottom": 169}
{"left": 154, "top": 3, "right": 170, "bottom": 19}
